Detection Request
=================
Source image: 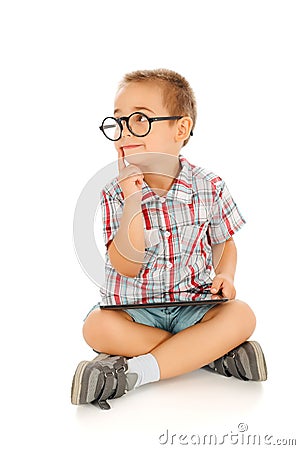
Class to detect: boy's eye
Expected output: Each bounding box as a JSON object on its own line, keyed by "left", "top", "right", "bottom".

{"left": 134, "top": 113, "right": 147, "bottom": 122}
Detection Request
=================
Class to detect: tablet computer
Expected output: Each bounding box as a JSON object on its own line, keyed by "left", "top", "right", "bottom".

{"left": 99, "top": 288, "right": 228, "bottom": 309}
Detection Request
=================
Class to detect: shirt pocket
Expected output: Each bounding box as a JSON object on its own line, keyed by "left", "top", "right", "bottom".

{"left": 178, "top": 223, "right": 208, "bottom": 265}
{"left": 178, "top": 200, "right": 210, "bottom": 255}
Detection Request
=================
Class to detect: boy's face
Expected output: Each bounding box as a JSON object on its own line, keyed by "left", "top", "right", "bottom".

{"left": 113, "top": 82, "right": 185, "bottom": 166}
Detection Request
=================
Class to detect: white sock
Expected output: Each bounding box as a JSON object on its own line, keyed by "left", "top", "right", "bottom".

{"left": 127, "top": 353, "right": 160, "bottom": 390}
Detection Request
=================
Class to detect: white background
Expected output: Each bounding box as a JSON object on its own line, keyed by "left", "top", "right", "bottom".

{"left": 1, "top": 1, "right": 299, "bottom": 449}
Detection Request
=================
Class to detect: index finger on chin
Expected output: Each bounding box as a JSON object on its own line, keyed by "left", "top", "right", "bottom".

{"left": 117, "top": 148, "right": 126, "bottom": 172}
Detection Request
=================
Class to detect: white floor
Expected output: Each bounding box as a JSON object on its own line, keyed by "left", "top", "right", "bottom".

{"left": 66, "top": 351, "right": 298, "bottom": 450}
{"left": 3, "top": 285, "right": 298, "bottom": 450}
{"left": 78, "top": 313, "right": 296, "bottom": 450}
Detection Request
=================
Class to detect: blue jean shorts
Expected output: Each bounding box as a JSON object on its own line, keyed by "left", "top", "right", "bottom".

{"left": 85, "top": 303, "right": 217, "bottom": 334}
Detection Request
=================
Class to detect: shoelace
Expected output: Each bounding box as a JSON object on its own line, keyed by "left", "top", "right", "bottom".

{"left": 93, "top": 359, "right": 127, "bottom": 410}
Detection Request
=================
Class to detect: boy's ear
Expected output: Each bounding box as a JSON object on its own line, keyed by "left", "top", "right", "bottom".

{"left": 175, "top": 117, "right": 193, "bottom": 143}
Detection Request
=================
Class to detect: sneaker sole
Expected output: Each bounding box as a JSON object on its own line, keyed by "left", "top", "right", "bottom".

{"left": 71, "top": 353, "right": 110, "bottom": 405}
{"left": 237, "top": 341, "right": 267, "bottom": 381}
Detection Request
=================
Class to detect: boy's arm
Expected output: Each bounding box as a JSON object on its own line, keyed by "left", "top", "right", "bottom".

{"left": 108, "top": 195, "right": 145, "bottom": 278}
{"left": 211, "top": 237, "right": 237, "bottom": 299}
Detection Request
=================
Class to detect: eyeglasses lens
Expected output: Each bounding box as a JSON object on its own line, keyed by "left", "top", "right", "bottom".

{"left": 128, "top": 113, "right": 150, "bottom": 137}
{"left": 102, "top": 118, "right": 120, "bottom": 141}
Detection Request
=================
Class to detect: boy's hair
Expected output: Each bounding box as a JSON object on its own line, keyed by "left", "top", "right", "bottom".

{"left": 118, "top": 68, "right": 197, "bottom": 146}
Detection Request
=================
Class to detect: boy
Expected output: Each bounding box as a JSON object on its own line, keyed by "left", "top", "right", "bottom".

{"left": 71, "top": 69, "right": 267, "bottom": 410}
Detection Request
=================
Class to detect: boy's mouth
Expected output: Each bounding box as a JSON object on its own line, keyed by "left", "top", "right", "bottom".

{"left": 121, "top": 145, "right": 143, "bottom": 151}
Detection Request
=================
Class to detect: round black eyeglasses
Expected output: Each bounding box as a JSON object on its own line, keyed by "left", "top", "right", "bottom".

{"left": 99, "top": 111, "right": 185, "bottom": 141}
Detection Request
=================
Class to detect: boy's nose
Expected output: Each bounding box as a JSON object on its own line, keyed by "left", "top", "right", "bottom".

{"left": 120, "top": 119, "right": 132, "bottom": 137}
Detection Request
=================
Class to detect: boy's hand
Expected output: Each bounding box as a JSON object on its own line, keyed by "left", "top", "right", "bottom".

{"left": 117, "top": 148, "right": 144, "bottom": 201}
{"left": 210, "top": 274, "right": 236, "bottom": 300}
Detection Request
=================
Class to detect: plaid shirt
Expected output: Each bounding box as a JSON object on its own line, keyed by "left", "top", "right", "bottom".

{"left": 99, "top": 154, "right": 245, "bottom": 306}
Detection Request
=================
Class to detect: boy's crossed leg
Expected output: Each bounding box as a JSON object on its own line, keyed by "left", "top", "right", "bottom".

{"left": 72, "top": 300, "right": 267, "bottom": 409}
{"left": 83, "top": 300, "right": 255, "bottom": 376}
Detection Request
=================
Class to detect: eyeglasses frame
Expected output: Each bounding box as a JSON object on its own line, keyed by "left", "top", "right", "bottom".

{"left": 99, "top": 111, "right": 193, "bottom": 141}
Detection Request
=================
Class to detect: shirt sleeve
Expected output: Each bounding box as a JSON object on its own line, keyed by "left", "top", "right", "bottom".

{"left": 208, "top": 179, "right": 246, "bottom": 245}
{"left": 100, "top": 188, "right": 124, "bottom": 249}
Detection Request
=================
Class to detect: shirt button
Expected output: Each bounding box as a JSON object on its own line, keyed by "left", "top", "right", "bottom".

{"left": 160, "top": 197, "right": 166, "bottom": 203}
{"left": 164, "top": 231, "right": 171, "bottom": 238}
{"left": 166, "top": 262, "right": 173, "bottom": 269}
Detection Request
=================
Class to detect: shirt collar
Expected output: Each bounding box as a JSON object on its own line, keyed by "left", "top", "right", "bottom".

{"left": 141, "top": 154, "right": 193, "bottom": 205}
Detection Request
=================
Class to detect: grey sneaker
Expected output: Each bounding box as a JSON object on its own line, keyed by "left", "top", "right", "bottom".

{"left": 71, "top": 353, "right": 130, "bottom": 410}
{"left": 205, "top": 341, "right": 267, "bottom": 381}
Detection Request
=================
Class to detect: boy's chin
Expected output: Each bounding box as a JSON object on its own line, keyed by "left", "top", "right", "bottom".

{"left": 125, "top": 151, "right": 168, "bottom": 167}
{"left": 124, "top": 153, "right": 152, "bottom": 167}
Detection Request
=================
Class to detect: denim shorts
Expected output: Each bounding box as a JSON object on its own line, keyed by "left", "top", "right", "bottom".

{"left": 85, "top": 303, "right": 218, "bottom": 334}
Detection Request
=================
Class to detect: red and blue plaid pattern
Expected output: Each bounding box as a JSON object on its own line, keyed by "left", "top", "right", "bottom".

{"left": 99, "top": 154, "right": 245, "bottom": 305}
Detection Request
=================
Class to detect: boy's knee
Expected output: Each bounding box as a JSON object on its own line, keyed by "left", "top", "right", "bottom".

{"left": 234, "top": 300, "right": 256, "bottom": 337}
{"left": 82, "top": 309, "right": 131, "bottom": 350}
{"left": 82, "top": 309, "right": 110, "bottom": 349}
